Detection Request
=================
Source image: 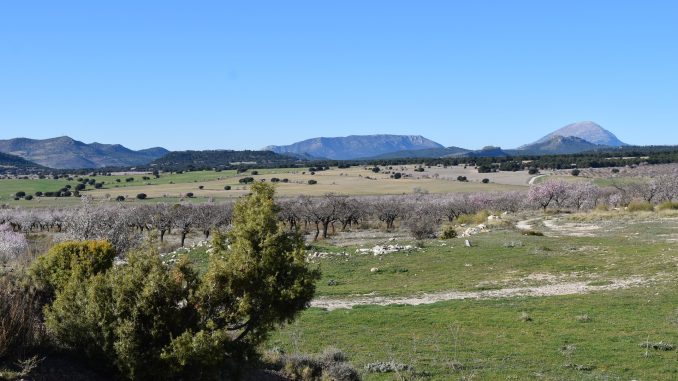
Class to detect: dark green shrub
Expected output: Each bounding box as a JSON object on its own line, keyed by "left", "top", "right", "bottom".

{"left": 481, "top": 178, "right": 490, "bottom": 184}
{"left": 440, "top": 225, "right": 457, "bottom": 239}
{"left": 224, "top": 185, "right": 231, "bottom": 190}
{"left": 41, "top": 183, "right": 320, "bottom": 380}
{"left": 308, "top": 179, "right": 318, "bottom": 185}
{"left": 29, "top": 240, "right": 116, "bottom": 298}
{"left": 14, "top": 191, "right": 26, "bottom": 198}
{"left": 239, "top": 177, "right": 254, "bottom": 184}
{"left": 186, "top": 192, "right": 194, "bottom": 198}
{"left": 136, "top": 193, "right": 147, "bottom": 200}
{"left": 44, "top": 251, "right": 200, "bottom": 379}
{"left": 116, "top": 195, "right": 125, "bottom": 202}
{"left": 571, "top": 169, "right": 581, "bottom": 176}
{"left": 24, "top": 195, "right": 33, "bottom": 201}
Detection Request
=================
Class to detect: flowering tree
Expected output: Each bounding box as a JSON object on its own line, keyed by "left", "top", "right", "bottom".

{"left": 567, "top": 182, "right": 601, "bottom": 210}
{"left": 528, "top": 180, "right": 568, "bottom": 211}
{"left": 0, "top": 223, "right": 28, "bottom": 262}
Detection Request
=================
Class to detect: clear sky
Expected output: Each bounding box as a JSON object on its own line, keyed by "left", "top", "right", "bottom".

{"left": 1, "top": 1, "right": 676, "bottom": 151}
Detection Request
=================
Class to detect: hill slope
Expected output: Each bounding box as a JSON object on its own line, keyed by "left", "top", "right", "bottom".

{"left": 517, "top": 135, "right": 606, "bottom": 155}
{"left": 264, "top": 134, "right": 444, "bottom": 160}
{"left": 0, "top": 152, "right": 45, "bottom": 171}
{"left": 368, "top": 146, "right": 471, "bottom": 159}
{"left": 528, "top": 121, "right": 627, "bottom": 147}
{"left": 0, "top": 136, "right": 169, "bottom": 169}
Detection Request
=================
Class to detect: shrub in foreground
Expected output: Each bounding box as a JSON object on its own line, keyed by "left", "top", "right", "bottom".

{"left": 29, "top": 240, "right": 115, "bottom": 298}
{"left": 41, "top": 183, "right": 320, "bottom": 380}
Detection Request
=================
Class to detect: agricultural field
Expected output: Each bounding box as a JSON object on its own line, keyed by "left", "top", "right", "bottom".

{"left": 3, "top": 165, "right": 678, "bottom": 380}
{"left": 1, "top": 165, "right": 533, "bottom": 206}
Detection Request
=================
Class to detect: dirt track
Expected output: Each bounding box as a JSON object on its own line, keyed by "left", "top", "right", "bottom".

{"left": 311, "top": 277, "right": 648, "bottom": 310}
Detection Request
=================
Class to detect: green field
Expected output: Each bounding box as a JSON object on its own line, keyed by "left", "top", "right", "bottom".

{"left": 269, "top": 286, "right": 678, "bottom": 380}
{"left": 255, "top": 211, "right": 678, "bottom": 380}
{"left": 159, "top": 209, "right": 678, "bottom": 380}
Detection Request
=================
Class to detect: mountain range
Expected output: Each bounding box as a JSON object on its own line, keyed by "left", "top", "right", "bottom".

{"left": 264, "top": 134, "right": 443, "bottom": 160}
{"left": 264, "top": 121, "right": 627, "bottom": 160}
{"left": 0, "top": 122, "right": 631, "bottom": 169}
{"left": 0, "top": 136, "right": 169, "bottom": 169}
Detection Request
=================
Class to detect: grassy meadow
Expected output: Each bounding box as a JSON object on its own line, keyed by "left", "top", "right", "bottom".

{"left": 156, "top": 209, "right": 678, "bottom": 380}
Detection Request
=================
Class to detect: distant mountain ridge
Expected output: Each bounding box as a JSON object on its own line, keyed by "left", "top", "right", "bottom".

{"left": 264, "top": 134, "right": 444, "bottom": 160}
{"left": 0, "top": 136, "right": 169, "bottom": 169}
{"left": 527, "top": 121, "right": 627, "bottom": 147}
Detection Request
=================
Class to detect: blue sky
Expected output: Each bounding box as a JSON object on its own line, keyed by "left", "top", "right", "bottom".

{"left": 1, "top": 1, "right": 676, "bottom": 150}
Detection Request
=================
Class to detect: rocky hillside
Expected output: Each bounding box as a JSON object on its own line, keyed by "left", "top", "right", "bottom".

{"left": 264, "top": 134, "right": 443, "bottom": 160}
{"left": 516, "top": 135, "right": 605, "bottom": 155}
{"left": 0, "top": 152, "right": 44, "bottom": 171}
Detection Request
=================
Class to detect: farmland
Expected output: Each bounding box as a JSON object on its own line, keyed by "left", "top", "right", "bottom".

{"left": 3, "top": 165, "right": 678, "bottom": 380}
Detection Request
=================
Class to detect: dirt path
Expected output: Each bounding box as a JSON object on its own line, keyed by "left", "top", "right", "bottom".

{"left": 515, "top": 217, "right": 540, "bottom": 230}
{"left": 311, "top": 277, "right": 648, "bottom": 310}
{"left": 528, "top": 174, "right": 547, "bottom": 185}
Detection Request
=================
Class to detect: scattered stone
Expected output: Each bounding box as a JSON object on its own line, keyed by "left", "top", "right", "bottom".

{"left": 465, "top": 240, "right": 472, "bottom": 247}
{"left": 356, "top": 244, "right": 415, "bottom": 256}
{"left": 460, "top": 224, "right": 490, "bottom": 237}
{"left": 639, "top": 341, "right": 675, "bottom": 351}
{"left": 563, "top": 363, "right": 595, "bottom": 371}
{"left": 370, "top": 267, "right": 379, "bottom": 273}
{"left": 307, "top": 251, "right": 349, "bottom": 259}
{"left": 365, "top": 362, "right": 413, "bottom": 373}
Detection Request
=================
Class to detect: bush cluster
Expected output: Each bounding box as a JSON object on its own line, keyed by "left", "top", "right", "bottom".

{"left": 13, "top": 183, "right": 320, "bottom": 380}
